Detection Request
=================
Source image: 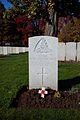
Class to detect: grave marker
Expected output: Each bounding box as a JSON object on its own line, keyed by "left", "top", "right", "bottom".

{"left": 3, "top": 46, "right": 8, "bottom": 55}
{"left": 58, "top": 42, "right": 66, "bottom": 61}
{"left": 77, "top": 42, "right": 80, "bottom": 61}
{"left": 0, "top": 46, "right": 3, "bottom": 55}
{"left": 29, "top": 36, "right": 58, "bottom": 90}
{"left": 66, "top": 42, "right": 76, "bottom": 61}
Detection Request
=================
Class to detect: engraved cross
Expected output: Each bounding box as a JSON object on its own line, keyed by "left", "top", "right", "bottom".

{"left": 37, "top": 67, "right": 47, "bottom": 86}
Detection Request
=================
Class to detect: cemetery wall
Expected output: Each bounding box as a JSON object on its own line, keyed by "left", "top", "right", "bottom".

{"left": 0, "top": 42, "right": 80, "bottom": 61}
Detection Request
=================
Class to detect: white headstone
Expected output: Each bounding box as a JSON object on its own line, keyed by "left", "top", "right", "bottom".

{"left": 19, "top": 47, "right": 23, "bottom": 53}
{"left": 22, "top": 47, "right": 26, "bottom": 53}
{"left": 15, "top": 47, "right": 19, "bottom": 54}
{"left": 25, "top": 47, "right": 29, "bottom": 52}
{"left": 58, "top": 42, "right": 66, "bottom": 61}
{"left": 77, "top": 42, "right": 80, "bottom": 61}
{"left": 0, "top": 46, "right": 3, "bottom": 55}
{"left": 7, "top": 47, "right": 12, "bottom": 54}
{"left": 65, "top": 42, "right": 76, "bottom": 61}
{"left": 29, "top": 36, "right": 58, "bottom": 90}
{"left": 12, "top": 47, "right": 19, "bottom": 54}
{"left": 19, "top": 47, "right": 26, "bottom": 53}
{"left": 12, "top": 47, "right": 16, "bottom": 54}
{"left": 3, "top": 46, "right": 8, "bottom": 55}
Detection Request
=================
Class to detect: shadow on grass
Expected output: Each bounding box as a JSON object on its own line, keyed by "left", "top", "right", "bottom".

{"left": 58, "top": 76, "right": 80, "bottom": 91}
{"left": 10, "top": 85, "right": 28, "bottom": 108}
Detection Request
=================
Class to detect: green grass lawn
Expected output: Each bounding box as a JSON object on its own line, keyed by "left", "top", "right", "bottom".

{"left": 59, "top": 62, "right": 80, "bottom": 80}
{"left": 0, "top": 53, "right": 80, "bottom": 120}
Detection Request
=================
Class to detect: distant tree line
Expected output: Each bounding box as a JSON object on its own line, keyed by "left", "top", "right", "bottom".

{"left": 0, "top": 2, "right": 22, "bottom": 46}
{"left": 0, "top": 0, "right": 80, "bottom": 46}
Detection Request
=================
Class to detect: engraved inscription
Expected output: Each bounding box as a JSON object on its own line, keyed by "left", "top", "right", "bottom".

{"left": 34, "top": 38, "right": 52, "bottom": 53}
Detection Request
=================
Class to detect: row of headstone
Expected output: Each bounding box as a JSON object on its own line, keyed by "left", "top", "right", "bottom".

{"left": 58, "top": 42, "right": 80, "bottom": 61}
{"left": 0, "top": 47, "right": 28, "bottom": 55}
{"left": 29, "top": 36, "right": 80, "bottom": 91}
{"left": 0, "top": 43, "right": 80, "bottom": 61}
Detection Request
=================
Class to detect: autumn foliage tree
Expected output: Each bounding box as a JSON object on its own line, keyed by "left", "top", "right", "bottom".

{"left": 15, "top": 15, "right": 33, "bottom": 46}
{"left": 2, "top": 17, "right": 22, "bottom": 46}
{"left": 8, "top": 0, "right": 80, "bottom": 36}
{"left": 7, "top": 0, "right": 56, "bottom": 36}
{"left": 0, "top": 2, "right": 5, "bottom": 44}
{"left": 6, "top": 0, "right": 47, "bottom": 46}
{"left": 58, "top": 18, "right": 80, "bottom": 42}
{"left": 0, "top": 2, "right": 22, "bottom": 46}
{"left": 6, "top": 0, "right": 80, "bottom": 45}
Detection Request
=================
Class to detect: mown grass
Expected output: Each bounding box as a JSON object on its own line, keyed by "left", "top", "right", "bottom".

{"left": 59, "top": 62, "right": 80, "bottom": 80}
{"left": 0, "top": 53, "right": 80, "bottom": 120}
{"left": 0, "top": 53, "right": 28, "bottom": 107}
{"left": 0, "top": 107, "right": 80, "bottom": 120}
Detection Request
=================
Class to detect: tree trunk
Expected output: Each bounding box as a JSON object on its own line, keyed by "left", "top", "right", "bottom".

{"left": 44, "top": 8, "right": 58, "bottom": 37}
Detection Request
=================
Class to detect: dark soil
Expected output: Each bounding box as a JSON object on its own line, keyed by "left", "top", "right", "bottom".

{"left": 10, "top": 86, "right": 80, "bottom": 109}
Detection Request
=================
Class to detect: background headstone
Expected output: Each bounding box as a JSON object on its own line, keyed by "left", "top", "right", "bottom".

{"left": 58, "top": 42, "right": 66, "bottom": 61}
{"left": 65, "top": 42, "right": 76, "bottom": 61}
{"left": 19, "top": 47, "right": 23, "bottom": 53}
{"left": 0, "top": 46, "right": 3, "bottom": 55}
{"left": 3, "top": 46, "right": 8, "bottom": 55}
{"left": 25, "top": 47, "right": 29, "bottom": 52}
{"left": 77, "top": 42, "right": 80, "bottom": 61}
{"left": 15, "top": 47, "right": 19, "bottom": 54}
{"left": 29, "top": 36, "right": 58, "bottom": 90}
{"left": 12, "top": 47, "right": 16, "bottom": 54}
{"left": 22, "top": 47, "right": 26, "bottom": 53}
{"left": 7, "top": 47, "right": 12, "bottom": 54}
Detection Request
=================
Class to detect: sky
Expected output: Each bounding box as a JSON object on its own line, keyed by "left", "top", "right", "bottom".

{"left": 0, "top": 0, "right": 13, "bottom": 9}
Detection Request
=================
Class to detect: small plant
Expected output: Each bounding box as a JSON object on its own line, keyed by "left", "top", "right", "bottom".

{"left": 54, "top": 91, "right": 61, "bottom": 98}
{"left": 69, "top": 87, "right": 79, "bottom": 95}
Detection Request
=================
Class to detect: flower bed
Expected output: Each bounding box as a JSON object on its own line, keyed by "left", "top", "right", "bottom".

{"left": 10, "top": 87, "right": 80, "bottom": 109}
